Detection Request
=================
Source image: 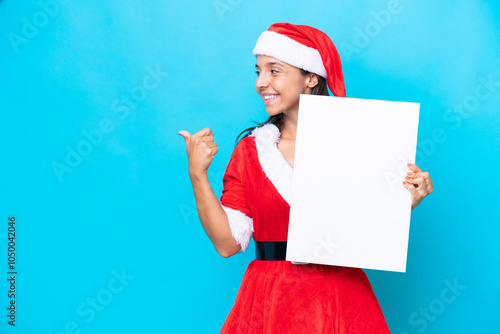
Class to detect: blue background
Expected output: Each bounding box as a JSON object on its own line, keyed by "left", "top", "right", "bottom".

{"left": 1, "top": 0, "right": 499, "bottom": 333}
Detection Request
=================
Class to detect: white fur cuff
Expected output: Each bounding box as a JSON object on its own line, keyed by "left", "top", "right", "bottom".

{"left": 222, "top": 205, "right": 254, "bottom": 252}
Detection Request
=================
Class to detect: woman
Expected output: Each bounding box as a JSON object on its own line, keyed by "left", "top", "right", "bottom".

{"left": 179, "top": 23, "right": 433, "bottom": 333}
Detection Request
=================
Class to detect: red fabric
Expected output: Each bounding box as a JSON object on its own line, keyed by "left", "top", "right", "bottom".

{"left": 220, "top": 136, "right": 290, "bottom": 241}
{"left": 268, "top": 22, "right": 347, "bottom": 98}
{"left": 219, "top": 136, "right": 391, "bottom": 333}
{"left": 220, "top": 137, "right": 254, "bottom": 219}
{"left": 221, "top": 261, "right": 391, "bottom": 333}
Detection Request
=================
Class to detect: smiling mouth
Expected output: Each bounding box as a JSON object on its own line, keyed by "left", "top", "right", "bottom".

{"left": 263, "top": 94, "right": 279, "bottom": 105}
{"left": 264, "top": 94, "right": 279, "bottom": 100}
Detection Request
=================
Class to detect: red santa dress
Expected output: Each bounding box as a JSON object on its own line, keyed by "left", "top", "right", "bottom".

{"left": 219, "top": 123, "right": 391, "bottom": 333}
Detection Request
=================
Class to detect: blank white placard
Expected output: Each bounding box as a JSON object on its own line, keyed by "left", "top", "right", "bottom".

{"left": 285, "top": 94, "right": 420, "bottom": 272}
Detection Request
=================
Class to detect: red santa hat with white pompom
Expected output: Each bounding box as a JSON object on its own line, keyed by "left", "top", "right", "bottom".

{"left": 253, "top": 23, "right": 346, "bottom": 98}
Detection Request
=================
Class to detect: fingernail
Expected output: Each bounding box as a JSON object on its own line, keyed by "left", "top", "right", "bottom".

{"left": 403, "top": 181, "right": 407, "bottom": 185}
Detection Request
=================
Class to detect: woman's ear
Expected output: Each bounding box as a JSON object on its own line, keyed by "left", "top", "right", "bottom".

{"left": 306, "top": 74, "right": 319, "bottom": 89}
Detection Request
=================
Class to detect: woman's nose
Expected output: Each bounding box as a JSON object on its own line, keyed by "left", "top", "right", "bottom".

{"left": 255, "top": 73, "right": 269, "bottom": 89}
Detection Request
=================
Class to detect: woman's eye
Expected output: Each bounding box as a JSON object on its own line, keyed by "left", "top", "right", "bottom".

{"left": 255, "top": 71, "right": 260, "bottom": 76}
{"left": 271, "top": 70, "right": 278, "bottom": 74}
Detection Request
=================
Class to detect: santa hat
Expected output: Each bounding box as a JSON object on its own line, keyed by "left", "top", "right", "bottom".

{"left": 252, "top": 23, "right": 346, "bottom": 97}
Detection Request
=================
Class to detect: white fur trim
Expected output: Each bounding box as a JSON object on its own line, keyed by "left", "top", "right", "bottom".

{"left": 222, "top": 205, "right": 253, "bottom": 252}
{"left": 250, "top": 123, "right": 293, "bottom": 205}
{"left": 253, "top": 30, "right": 327, "bottom": 78}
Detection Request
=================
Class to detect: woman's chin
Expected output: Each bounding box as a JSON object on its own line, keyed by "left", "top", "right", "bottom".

{"left": 264, "top": 107, "right": 282, "bottom": 116}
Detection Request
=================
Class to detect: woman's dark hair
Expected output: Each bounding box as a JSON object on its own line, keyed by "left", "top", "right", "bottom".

{"left": 234, "top": 70, "right": 329, "bottom": 146}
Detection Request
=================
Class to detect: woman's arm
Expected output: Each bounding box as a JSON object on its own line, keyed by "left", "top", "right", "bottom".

{"left": 179, "top": 127, "right": 241, "bottom": 258}
{"left": 189, "top": 173, "right": 241, "bottom": 257}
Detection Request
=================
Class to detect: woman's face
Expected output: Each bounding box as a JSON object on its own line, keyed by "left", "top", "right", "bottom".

{"left": 255, "top": 55, "right": 317, "bottom": 116}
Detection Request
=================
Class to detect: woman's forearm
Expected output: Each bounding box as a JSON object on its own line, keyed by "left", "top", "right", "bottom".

{"left": 190, "top": 173, "right": 241, "bottom": 257}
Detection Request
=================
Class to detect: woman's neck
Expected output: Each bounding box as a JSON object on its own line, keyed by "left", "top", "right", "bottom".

{"left": 279, "top": 112, "right": 298, "bottom": 141}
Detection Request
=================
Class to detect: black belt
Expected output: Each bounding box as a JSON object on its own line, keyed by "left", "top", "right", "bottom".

{"left": 255, "top": 241, "right": 287, "bottom": 261}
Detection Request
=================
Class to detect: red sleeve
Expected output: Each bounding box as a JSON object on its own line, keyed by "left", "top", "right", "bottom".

{"left": 220, "top": 139, "right": 253, "bottom": 219}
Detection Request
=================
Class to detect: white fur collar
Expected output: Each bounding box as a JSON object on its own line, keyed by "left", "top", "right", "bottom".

{"left": 250, "top": 123, "right": 293, "bottom": 205}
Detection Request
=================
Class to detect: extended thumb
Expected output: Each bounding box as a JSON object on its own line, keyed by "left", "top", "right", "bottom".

{"left": 178, "top": 130, "right": 191, "bottom": 143}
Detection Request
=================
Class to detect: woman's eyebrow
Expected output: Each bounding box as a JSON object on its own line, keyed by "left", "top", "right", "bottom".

{"left": 266, "top": 61, "right": 284, "bottom": 67}
{"left": 255, "top": 62, "right": 285, "bottom": 69}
